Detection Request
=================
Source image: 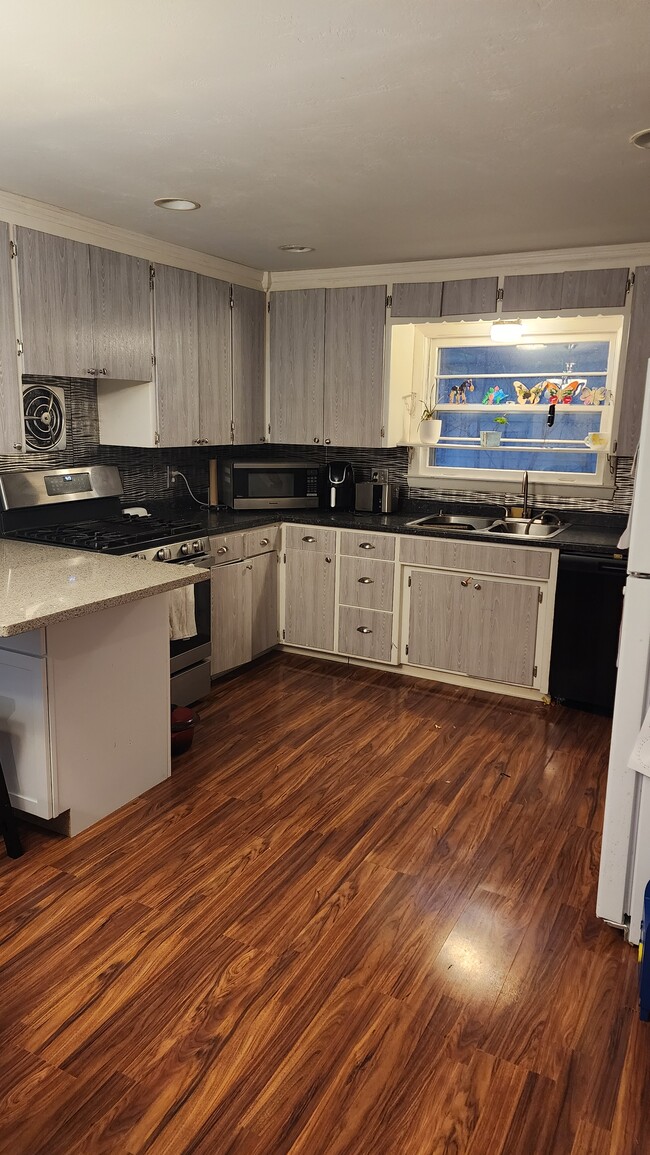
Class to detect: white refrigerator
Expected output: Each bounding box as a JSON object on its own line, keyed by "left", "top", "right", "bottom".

{"left": 597, "top": 364, "right": 650, "bottom": 946}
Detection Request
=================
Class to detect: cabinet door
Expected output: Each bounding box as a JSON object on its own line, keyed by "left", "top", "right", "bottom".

{"left": 251, "top": 551, "right": 278, "bottom": 657}
{"left": 618, "top": 266, "right": 650, "bottom": 456}
{"left": 0, "top": 649, "right": 53, "bottom": 819}
{"left": 391, "top": 281, "right": 442, "bottom": 319}
{"left": 0, "top": 224, "right": 23, "bottom": 454}
{"left": 16, "top": 227, "right": 94, "bottom": 377}
{"left": 89, "top": 247, "right": 152, "bottom": 380}
{"left": 465, "top": 576, "right": 539, "bottom": 686}
{"left": 284, "top": 549, "right": 335, "bottom": 651}
{"left": 323, "top": 285, "right": 386, "bottom": 448}
{"left": 211, "top": 560, "right": 252, "bottom": 675}
{"left": 232, "top": 284, "right": 265, "bottom": 444}
{"left": 406, "top": 569, "right": 469, "bottom": 673}
{"left": 197, "top": 274, "right": 232, "bottom": 445}
{"left": 501, "top": 273, "right": 564, "bottom": 313}
{"left": 153, "top": 264, "right": 200, "bottom": 447}
{"left": 560, "top": 268, "right": 628, "bottom": 310}
{"left": 269, "top": 289, "right": 325, "bottom": 444}
{"left": 441, "top": 277, "right": 498, "bottom": 317}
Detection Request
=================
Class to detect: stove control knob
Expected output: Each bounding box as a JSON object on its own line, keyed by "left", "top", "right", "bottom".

{"left": 156, "top": 547, "right": 171, "bottom": 561}
{"left": 179, "top": 543, "right": 190, "bottom": 556}
{"left": 192, "top": 540, "right": 203, "bottom": 554}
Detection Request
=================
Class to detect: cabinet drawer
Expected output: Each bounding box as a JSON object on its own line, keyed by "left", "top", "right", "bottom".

{"left": 285, "top": 525, "right": 336, "bottom": 554}
{"left": 399, "top": 535, "right": 551, "bottom": 580}
{"left": 340, "top": 529, "right": 396, "bottom": 561}
{"left": 209, "top": 533, "right": 245, "bottom": 563}
{"left": 338, "top": 606, "right": 393, "bottom": 664}
{"left": 339, "top": 556, "right": 395, "bottom": 611}
{"left": 243, "top": 525, "right": 280, "bottom": 557}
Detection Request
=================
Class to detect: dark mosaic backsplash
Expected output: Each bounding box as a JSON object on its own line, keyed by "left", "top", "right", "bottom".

{"left": 0, "top": 377, "right": 633, "bottom": 516}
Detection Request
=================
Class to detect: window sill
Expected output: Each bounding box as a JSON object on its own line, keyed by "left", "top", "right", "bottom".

{"left": 407, "top": 472, "right": 616, "bottom": 501}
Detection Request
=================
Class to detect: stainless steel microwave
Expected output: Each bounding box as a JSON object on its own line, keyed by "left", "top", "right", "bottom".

{"left": 219, "top": 461, "right": 320, "bottom": 509}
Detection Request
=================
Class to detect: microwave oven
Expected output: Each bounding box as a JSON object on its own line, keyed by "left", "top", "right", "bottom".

{"left": 219, "top": 461, "right": 320, "bottom": 509}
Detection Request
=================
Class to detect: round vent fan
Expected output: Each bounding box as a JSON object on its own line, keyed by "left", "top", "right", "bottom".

{"left": 23, "top": 385, "right": 66, "bottom": 452}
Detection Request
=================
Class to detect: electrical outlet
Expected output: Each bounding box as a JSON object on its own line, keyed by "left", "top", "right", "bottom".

{"left": 165, "top": 466, "right": 179, "bottom": 487}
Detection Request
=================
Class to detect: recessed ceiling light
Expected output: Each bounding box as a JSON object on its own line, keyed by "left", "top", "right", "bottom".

{"left": 154, "top": 198, "right": 201, "bottom": 211}
{"left": 630, "top": 129, "right": 650, "bottom": 150}
{"left": 278, "top": 244, "right": 314, "bottom": 253}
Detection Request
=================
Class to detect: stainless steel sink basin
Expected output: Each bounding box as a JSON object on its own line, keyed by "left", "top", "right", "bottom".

{"left": 406, "top": 512, "right": 568, "bottom": 539}
{"left": 407, "top": 513, "right": 497, "bottom": 531}
{"left": 487, "top": 517, "right": 567, "bottom": 539}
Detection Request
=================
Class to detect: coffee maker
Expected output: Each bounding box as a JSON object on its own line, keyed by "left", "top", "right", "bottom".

{"left": 319, "top": 461, "right": 355, "bottom": 511}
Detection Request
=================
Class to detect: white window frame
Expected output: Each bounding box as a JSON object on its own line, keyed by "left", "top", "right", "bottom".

{"left": 402, "top": 316, "right": 625, "bottom": 495}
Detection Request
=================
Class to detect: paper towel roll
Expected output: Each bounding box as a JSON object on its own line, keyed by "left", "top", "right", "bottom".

{"left": 208, "top": 459, "right": 219, "bottom": 508}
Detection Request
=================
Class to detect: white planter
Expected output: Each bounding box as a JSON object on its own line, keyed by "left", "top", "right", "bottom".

{"left": 480, "top": 429, "right": 502, "bottom": 447}
{"left": 419, "top": 418, "right": 442, "bottom": 445}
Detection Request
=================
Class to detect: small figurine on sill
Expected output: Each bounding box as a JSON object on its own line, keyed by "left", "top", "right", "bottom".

{"left": 449, "top": 378, "right": 475, "bottom": 403}
{"left": 581, "top": 385, "right": 606, "bottom": 406}
{"left": 544, "top": 379, "right": 581, "bottom": 404}
{"left": 513, "top": 380, "right": 544, "bottom": 405}
{"left": 481, "top": 384, "right": 508, "bottom": 405}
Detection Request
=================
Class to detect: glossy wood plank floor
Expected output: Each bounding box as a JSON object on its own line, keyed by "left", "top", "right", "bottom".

{"left": 0, "top": 653, "right": 646, "bottom": 1155}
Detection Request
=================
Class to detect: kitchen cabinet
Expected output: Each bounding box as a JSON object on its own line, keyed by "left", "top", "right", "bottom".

{"left": 284, "top": 548, "right": 336, "bottom": 652}
{"left": 269, "top": 289, "right": 326, "bottom": 444}
{"left": 197, "top": 274, "right": 232, "bottom": 445}
{"left": 0, "top": 645, "right": 53, "bottom": 819}
{"left": 501, "top": 267, "right": 629, "bottom": 313}
{"left": 211, "top": 559, "right": 252, "bottom": 675}
{"left": 618, "top": 266, "right": 650, "bottom": 456}
{"left": 405, "top": 567, "right": 540, "bottom": 687}
{"left": 232, "top": 284, "right": 266, "bottom": 444}
{"left": 15, "top": 227, "right": 94, "bottom": 377}
{"left": 391, "top": 281, "right": 443, "bottom": 319}
{"left": 338, "top": 605, "right": 393, "bottom": 664}
{"left": 89, "top": 247, "right": 153, "bottom": 380}
{"left": 323, "top": 284, "right": 386, "bottom": 447}
{"left": 0, "top": 223, "right": 23, "bottom": 454}
{"left": 441, "top": 277, "right": 499, "bottom": 317}
{"left": 251, "top": 550, "right": 279, "bottom": 657}
{"left": 153, "top": 264, "right": 200, "bottom": 447}
{"left": 338, "top": 556, "right": 395, "bottom": 612}
{"left": 501, "top": 273, "right": 565, "bottom": 313}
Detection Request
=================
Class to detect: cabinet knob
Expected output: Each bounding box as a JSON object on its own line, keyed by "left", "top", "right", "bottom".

{"left": 99, "top": 368, "right": 108, "bottom": 375}
{"left": 359, "top": 542, "right": 375, "bottom": 550}
{"left": 324, "top": 438, "right": 331, "bottom": 445}
{"left": 246, "top": 564, "right": 253, "bottom": 571}
{"left": 86, "top": 368, "right": 98, "bottom": 376}
{"left": 302, "top": 536, "right": 316, "bottom": 543}
{"left": 260, "top": 538, "right": 269, "bottom": 546}
{"left": 474, "top": 583, "right": 482, "bottom": 590}
{"left": 460, "top": 577, "right": 471, "bottom": 587}
{"left": 358, "top": 576, "right": 374, "bottom": 584}
{"left": 313, "top": 437, "right": 320, "bottom": 443}
{"left": 325, "top": 556, "right": 332, "bottom": 563}
{"left": 12, "top": 443, "right": 22, "bottom": 451}
{"left": 217, "top": 546, "right": 229, "bottom": 555}
{"left": 357, "top": 626, "right": 372, "bottom": 634}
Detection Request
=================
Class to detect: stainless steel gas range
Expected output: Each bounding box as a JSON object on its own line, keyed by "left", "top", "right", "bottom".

{"left": 0, "top": 465, "right": 212, "bottom": 705}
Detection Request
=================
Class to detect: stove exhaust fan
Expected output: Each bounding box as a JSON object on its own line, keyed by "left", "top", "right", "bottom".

{"left": 22, "top": 385, "right": 67, "bottom": 452}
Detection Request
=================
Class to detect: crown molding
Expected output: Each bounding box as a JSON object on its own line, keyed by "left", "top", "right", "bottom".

{"left": 268, "top": 241, "right": 650, "bottom": 290}
{"left": 0, "top": 187, "right": 265, "bottom": 289}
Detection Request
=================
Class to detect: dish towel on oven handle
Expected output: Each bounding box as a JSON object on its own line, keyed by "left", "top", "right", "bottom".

{"left": 169, "top": 585, "right": 197, "bottom": 641}
{"left": 629, "top": 704, "right": 650, "bottom": 778}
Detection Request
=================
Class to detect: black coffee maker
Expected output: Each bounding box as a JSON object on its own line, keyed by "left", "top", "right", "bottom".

{"left": 319, "top": 461, "right": 355, "bottom": 511}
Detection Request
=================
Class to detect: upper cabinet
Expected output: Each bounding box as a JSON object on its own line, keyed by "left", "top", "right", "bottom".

{"left": 502, "top": 267, "right": 629, "bottom": 313}
{"left": 89, "top": 247, "right": 152, "bottom": 380}
{"left": 617, "top": 266, "right": 650, "bottom": 456}
{"left": 0, "top": 224, "right": 23, "bottom": 454}
{"left": 197, "top": 274, "right": 233, "bottom": 446}
{"left": 15, "top": 228, "right": 94, "bottom": 377}
{"left": 269, "top": 289, "right": 326, "bottom": 444}
{"left": 391, "top": 276, "right": 498, "bottom": 319}
{"left": 391, "top": 281, "right": 442, "bottom": 319}
{"left": 323, "top": 285, "right": 386, "bottom": 447}
{"left": 232, "top": 284, "right": 265, "bottom": 444}
{"left": 153, "top": 264, "right": 200, "bottom": 447}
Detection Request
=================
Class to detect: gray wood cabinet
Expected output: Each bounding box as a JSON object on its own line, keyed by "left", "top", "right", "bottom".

{"left": 89, "top": 248, "right": 152, "bottom": 381}
{"left": 197, "top": 274, "right": 232, "bottom": 445}
{"left": 338, "top": 556, "right": 395, "bottom": 612}
{"left": 337, "top": 605, "right": 393, "bottom": 663}
{"left": 153, "top": 264, "right": 200, "bottom": 447}
{"left": 502, "top": 267, "right": 629, "bottom": 313}
{"left": 251, "top": 550, "right": 278, "bottom": 656}
{"left": 284, "top": 548, "right": 335, "bottom": 651}
{"left": 16, "top": 227, "right": 94, "bottom": 377}
{"left": 407, "top": 569, "right": 469, "bottom": 674}
{"left": 211, "top": 559, "right": 252, "bottom": 675}
{"left": 269, "top": 289, "right": 325, "bottom": 444}
{"left": 441, "top": 277, "right": 499, "bottom": 317}
{"left": 0, "top": 225, "right": 23, "bottom": 454}
{"left": 232, "top": 284, "right": 265, "bottom": 444}
{"left": 618, "top": 266, "right": 650, "bottom": 456}
{"left": 323, "top": 285, "right": 386, "bottom": 447}
{"left": 391, "top": 281, "right": 443, "bottom": 319}
{"left": 502, "top": 273, "right": 565, "bottom": 313}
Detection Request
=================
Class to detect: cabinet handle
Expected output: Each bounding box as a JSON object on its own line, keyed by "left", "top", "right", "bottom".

{"left": 358, "top": 576, "right": 374, "bottom": 584}
{"left": 86, "top": 368, "right": 99, "bottom": 376}
{"left": 99, "top": 368, "right": 108, "bottom": 376}
{"left": 324, "top": 438, "right": 331, "bottom": 445}
{"left": 246, "top": 564, "right": 253, "bottom": 571}
{"left": 260, "top": 538, "right": 270, "bottom": 546}
{"left": 302, "top": 536, "right": 316, "bottom": 543}
{"left": 357, "top": 626, "right": 372, "bottom": 634}
{"left": 313, "top": 437, "right": 320, "bottom": 443}
{"left": 474, "top": 583, "right": 482, "bottom": 590}
{"left": 217, "top": 546, "right": 229, "bottom": 555}
{"left": 359, "top": 542, "right": 375, "bottom": 550}
{"left": 12, "top": 443, "right": 22, "bottom": 451}
{"left": 325, "top": 556, "right": 332, "bottom": 563}
{"left": 460, "top": 577, "right": 471, "bottom": 587}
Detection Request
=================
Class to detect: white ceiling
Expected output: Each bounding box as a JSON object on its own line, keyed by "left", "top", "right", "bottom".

{"left": 1, "top": 0, "right": 649, "bottom": 271}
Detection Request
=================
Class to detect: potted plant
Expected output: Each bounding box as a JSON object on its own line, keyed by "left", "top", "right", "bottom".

{"left": 480, "top": 415, "right": 508, "bottom": 448}
{"left": 418, "top": 390, "right": 442, "bottom": 445}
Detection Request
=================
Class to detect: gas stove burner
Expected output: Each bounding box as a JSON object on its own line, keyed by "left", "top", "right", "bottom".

{"left": 11, "top": 514, "right": 206, "bottom": 553}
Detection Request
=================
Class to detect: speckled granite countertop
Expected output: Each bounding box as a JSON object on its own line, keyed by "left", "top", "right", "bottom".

{"left": 0, "top": 540, "right": 208, "bottom": 637}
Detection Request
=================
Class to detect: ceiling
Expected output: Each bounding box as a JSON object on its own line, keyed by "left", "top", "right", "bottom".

{"left": 1, "top": 0, "right": 649, "bottom": 271}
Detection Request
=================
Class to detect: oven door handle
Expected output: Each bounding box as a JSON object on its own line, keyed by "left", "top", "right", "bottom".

{"left": 169, "top": 555, "right": 215, "bottom": 569}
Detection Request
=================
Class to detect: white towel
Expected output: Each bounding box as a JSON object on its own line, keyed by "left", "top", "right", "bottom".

{"left": 629, "top": 704, "right": 650, "bottom": 778}
{"left": 169, "top": 585, "right": 197, "bottom": 641}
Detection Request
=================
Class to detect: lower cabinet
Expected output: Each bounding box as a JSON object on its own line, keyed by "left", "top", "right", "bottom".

{"left": 405, "top": 567, "right": 541, "bottom": 687}
{"left": 0, "top": 644, "right": 53, "bottom": 818}
{"left": 251, "top": 551, "right": 279, "bottom": 657}
{"left": 211, "top": 553, "right": 279, "bottom": 676}
{"left": 338, "top": 605, "right": 394, "bottom": 663}
{"left": 284, "top": 548, "right": 336, "bottom": 651}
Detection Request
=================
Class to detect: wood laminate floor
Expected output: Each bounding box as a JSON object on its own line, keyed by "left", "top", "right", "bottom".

{"left": 0, "top": 653, "right": 646, "bottom": 1155}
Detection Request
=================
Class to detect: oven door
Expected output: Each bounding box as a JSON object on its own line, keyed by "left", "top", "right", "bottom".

{"left": 169, "top": 555, "right": 213, "bottom": 673}
{"left": 232, "top": 463, "right": 318, "bottom": 509}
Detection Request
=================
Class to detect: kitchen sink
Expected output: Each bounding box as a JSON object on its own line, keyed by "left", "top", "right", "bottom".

{"left": 406, "top": 512, "right": 568, "bottom": 539}
{"left": 407, "top": 513, "right": 497, "bottom": 531}
{"left": 487, "top": 518, "right": 567, "bottom": 539}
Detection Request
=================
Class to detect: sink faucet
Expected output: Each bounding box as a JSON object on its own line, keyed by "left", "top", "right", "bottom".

{"left": 522, "top": 471, "right": 530, "bottom": 519}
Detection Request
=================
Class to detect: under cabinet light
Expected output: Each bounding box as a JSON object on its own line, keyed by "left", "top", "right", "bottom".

{"left": 490, "top": 319, "right": 524, "bottom": 343}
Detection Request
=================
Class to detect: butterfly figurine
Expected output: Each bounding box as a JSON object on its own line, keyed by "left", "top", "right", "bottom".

{"left": 581, "top": 385, "right": 606, "bottom": 406}
{"left": 544, "top": 379, "right": 581, "bottom": 404}
{"left": 513, "top": 380, "right": 544, "bottom": 405}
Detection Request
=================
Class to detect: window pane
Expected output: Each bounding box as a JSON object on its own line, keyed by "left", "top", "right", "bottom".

{"left": 438, "top": 342, "right": 609, "bottom": 376}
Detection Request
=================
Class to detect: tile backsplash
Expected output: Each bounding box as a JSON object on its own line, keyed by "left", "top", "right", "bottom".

{"left": 0, "top": 377, "right": 633, "bottom": 516}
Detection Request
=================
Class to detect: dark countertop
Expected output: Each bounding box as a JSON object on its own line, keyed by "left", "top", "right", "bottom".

{"left": 184, "top": 506, "right": 627, "bottom": 560}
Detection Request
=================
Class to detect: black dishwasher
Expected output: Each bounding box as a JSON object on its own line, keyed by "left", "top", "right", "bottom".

{"left": 549, "top": 552, "right": 626, "bottom": 713}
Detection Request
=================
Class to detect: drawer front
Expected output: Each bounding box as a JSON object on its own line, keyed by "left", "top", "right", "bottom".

{"left": 399, "top": 535, "right": 551, "bottom": 580}
{"left": 285, "top": 525, "right": 337, "bottom": 554}
{"left": 243, "top": 525, "right": 280, "bottom": 557}
{"left": 209, "top": 533, "right": 245, "bottom": 564}
{"left": 340, "top": 529, "right": 396, "bottom": 561}
{"left": 339, "top": 556, "right": 395, "bottom": 611}
{"left": 338, "top": 606, "right": 393, "bottom": 663}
